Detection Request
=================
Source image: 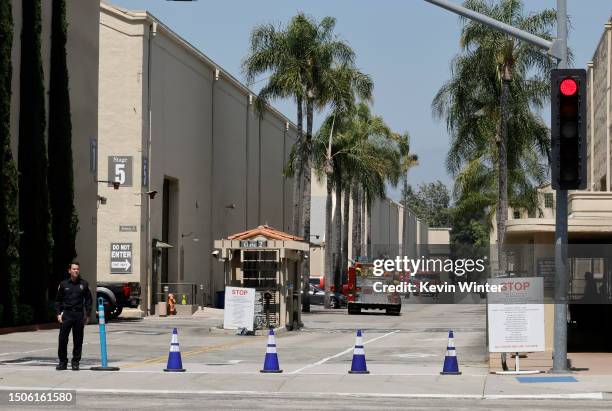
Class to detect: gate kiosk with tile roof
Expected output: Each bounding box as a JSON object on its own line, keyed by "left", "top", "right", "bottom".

{"left": 214, "top": 225, "right": 308, "bottom": 331}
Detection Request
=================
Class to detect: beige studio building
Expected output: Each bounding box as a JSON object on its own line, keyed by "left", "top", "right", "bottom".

{"left": 97, "top": 3, "right": 297, "bottom": 313}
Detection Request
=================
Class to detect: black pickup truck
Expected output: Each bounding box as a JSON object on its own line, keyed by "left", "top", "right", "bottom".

{"left": 96, "top": 282, "right": 141, "bottom": 320}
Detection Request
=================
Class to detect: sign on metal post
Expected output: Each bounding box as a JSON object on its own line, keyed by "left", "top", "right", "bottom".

{"left": 110, "top": 243, "right": 133, "bottom": 273}
{"left": 487, "top": 277, "right": 545, "bottom": 353}
{"left": 223, "top": 286, "right": 256, "bottom": 331}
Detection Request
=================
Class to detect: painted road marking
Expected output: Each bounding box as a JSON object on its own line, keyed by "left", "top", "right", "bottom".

{"left": 120, "top": 338, "right": 264, "bottom": 369}
{"left": 516, "top": 376, "right": 578, "bottom": 383}
{"left": 290, "top": 330, "right": 400, "bottom": 374}
{"left": 389, "top": 353, "right": 438, "bottom": 358}
{"left": 0, "top": 386, "right": 604, "bottom": 400}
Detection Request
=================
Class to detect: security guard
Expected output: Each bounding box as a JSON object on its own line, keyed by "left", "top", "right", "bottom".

{"left": 55, "top": 261, "right": 92, "bottom": 370}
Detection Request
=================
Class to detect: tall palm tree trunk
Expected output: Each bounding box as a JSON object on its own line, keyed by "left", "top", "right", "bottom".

{"left": 294, "top": 98, "right": 309, "bottom": 312}
{"left": 351, "top": 183, "right": 360, "bottom": 260}
{"left": 301, "top": 98, "right": 313, "bottom": 312}
{"left": 361, "top": 190, "right": 366, "bottom": 256}
{"left": 324, "top": 175, "right": 333, "bottom": 308}
{"left": 366, "top": 200, "right": 372, "bottom": 258}
{"left": 402, "top": 175, "right": 409, "bottom": 258}
{"left": 292, "top": 97, "right": 303, "bottom": 236}
{"left": 341, "top": 185, "right": 350, "bottom": 290}
{"left": 325, "top": 176, "right": 340, "bottom": 309}
{"left": 496, "top": 74, "right": 511, "bottom": 273}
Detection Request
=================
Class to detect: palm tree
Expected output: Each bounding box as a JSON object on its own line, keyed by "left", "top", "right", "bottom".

{"left": 397, "top": 132, "right": 419, "bottom": 258}
{"left": 433, "top": 0, "right": 556, "bottom": 271}
{"left": 319, "top": 64, "right": 373, "bottom": 301}
{"left": 244, "top": 13, "right": 358, "bottom": 312}
{"left": 316, "top": 104, "right": 402, "bottom": 305}
{"left": 243, "top": 18, "right": 306, "bottom": 235}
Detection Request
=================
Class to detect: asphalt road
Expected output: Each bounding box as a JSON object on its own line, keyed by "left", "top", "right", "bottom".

{"left": 1, "top": 302, "right": 611, "bottom": 409}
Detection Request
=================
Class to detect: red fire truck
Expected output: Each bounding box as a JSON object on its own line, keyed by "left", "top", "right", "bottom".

{"left": 347, "top": 262, "right": 402, "bottom": 315}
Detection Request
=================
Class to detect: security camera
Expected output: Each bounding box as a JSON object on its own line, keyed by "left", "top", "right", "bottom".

{"left": 97, "top": 195, "right": 107, "bottom": 205}
{"left": 211, "top": 249, "right": 220, "bottom": 259}
{"left": 112, "top": 181, "right": 120, "bottom": 190}
{"left": 146, "top": 190, "right": 158, "bottom": 199}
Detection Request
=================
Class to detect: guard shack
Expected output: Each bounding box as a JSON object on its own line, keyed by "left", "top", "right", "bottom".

{"left": 214, "top": 225, "right": 308, "bottom": 331}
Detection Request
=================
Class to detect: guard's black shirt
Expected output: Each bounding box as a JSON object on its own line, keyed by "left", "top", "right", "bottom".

{"left": 55, "top": 277, "right": 92, "bottom": 316}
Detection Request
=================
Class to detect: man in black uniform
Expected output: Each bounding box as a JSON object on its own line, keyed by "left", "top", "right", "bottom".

{"left": 55, "top": 261, "right": 92, "bottom": 371}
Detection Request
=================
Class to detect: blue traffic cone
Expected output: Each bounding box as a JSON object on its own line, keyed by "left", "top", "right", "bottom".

{"left": 260, "top": 329, "right": 282, "bottom": 373}
{"left": 348, "top": 330, "right": 369, "bottom": 374}
{"left": 164, "top": 328, "right": 186, "bottom": 372}
{"left": 440, "top": 330, "right": 461, "bottom": 375}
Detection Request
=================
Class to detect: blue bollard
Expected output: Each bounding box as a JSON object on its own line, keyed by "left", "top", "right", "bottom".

{"left": 91, "top": 297, "right": 120, "bottom": 371}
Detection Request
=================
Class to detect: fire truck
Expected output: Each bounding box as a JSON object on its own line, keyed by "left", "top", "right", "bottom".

{"left": 347, "top": 262, "right": 402, "bottom": 315}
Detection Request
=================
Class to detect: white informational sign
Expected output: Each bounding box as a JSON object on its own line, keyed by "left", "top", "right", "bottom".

{"left": 223, "top": 286, "right": 256, "bottom": 331}
{"left": 487, "top": 277, "right": 545, "bottom": 353}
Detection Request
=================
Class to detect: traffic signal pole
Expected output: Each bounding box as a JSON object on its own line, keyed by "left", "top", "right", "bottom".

{"left": 552, "top": 0, "right": 569, "bottom": 373}
{"left": 424, "top": 0, "right": 570, "bottom": 372}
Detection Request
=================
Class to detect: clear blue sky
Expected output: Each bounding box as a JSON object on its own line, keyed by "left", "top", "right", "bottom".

{"left": 110, "top": 0, "right": 611, "bottom": 202}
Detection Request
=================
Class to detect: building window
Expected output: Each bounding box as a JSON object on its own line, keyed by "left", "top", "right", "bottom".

{"left": 513, "top": 211, "right": 521, "bottom": 219}
{"left": 242, "top": 250, "right": 278, "bottom": 289}
{"left": 544, "top": 193, "right": 554, "bottom": 208}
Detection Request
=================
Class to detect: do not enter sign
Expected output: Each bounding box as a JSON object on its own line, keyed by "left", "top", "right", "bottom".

{"left": 110, "top": 243, "right": 132, "bottom": 274}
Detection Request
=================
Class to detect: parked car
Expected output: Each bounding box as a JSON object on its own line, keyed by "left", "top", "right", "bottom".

{"left": 308, "top": 285, "right": 346, "bottom": 308}
{"left": 96, "top": 282, "right": 141, "bottom": 320}
{"left": 411, "top": 272, "right": 441, "bottom": 297}
{"left": 309, "top": 277, "right": 347, "bottom": 294}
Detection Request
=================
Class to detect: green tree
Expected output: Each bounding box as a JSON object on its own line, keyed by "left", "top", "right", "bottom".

{"left": 245, "top": 14, "right": 358, "bottom": 311}
{"left": 450, "top": 208, "right": 489, "bottom": 249}
{"left": 319, "top": 64, "right": 373, "bottom": 297}
{"left": 48, "top": 0, "right": 78, "bottom": 295}
{"left": 0, "top": 0, "right": 20, "bottom": 326}
{"left": 433, "top": 0, "right": 555, "bottom": 270}
{"left": 314, "top": 103, "right": 400, "bottom": 305}
{"left": 18, "top": 0, "right": 51, "bottom": 322}
{"left": 403, "top": 181, "right": 450, "bottom": 228}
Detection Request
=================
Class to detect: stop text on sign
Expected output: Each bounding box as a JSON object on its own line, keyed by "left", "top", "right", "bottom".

{"left": 498, "top": 281, "right": 530, "bottom": 292}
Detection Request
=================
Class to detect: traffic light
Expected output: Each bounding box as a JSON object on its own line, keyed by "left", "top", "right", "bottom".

{"left": 551, "top": 69, "right": 587, "bottom": 190}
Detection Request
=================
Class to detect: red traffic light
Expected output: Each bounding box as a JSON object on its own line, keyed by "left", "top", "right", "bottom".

{"left": 560, "top": 78, "right": 577, "bottom": 96}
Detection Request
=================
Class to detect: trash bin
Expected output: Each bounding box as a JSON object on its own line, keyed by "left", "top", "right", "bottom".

{"left": 215, "top": 291, "right": 225, "bottom": 309}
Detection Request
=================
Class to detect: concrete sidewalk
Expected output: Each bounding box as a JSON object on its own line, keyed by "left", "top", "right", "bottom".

{"left": 489, "top": 351, "right": 612, "bottom": 375}
{"left": 0, "top": 367, "right": 610, "bottom": 400}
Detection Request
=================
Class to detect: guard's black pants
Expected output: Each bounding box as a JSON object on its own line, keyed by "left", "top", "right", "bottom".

{"left": 58, "top": 311, "right": 84, "bottom": 364}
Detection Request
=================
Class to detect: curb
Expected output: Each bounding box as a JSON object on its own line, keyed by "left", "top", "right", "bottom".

{"left": 0, "top": 387, "right": 607, "bottom": 400}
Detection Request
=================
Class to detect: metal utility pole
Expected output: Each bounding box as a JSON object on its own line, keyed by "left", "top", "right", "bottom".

{"left": 552, "top": 0, "right": 569, "bottom": 373}
{"left": 424, "top": 0, "right": 569, "bottom": 372}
